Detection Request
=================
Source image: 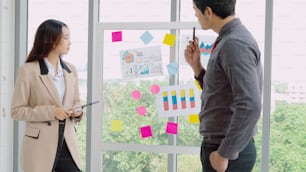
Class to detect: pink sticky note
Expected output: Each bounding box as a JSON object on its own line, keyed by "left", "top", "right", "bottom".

{"left": 140, "top": 125, "right": 153, "bottom": 139}
{"left": 150, "top": 84, "right": 160, "bottom": 94}
{"left": 166, "top": 122, "right": 178, "bottom": 135}
{"left": 112, "top": 31, "right": 122, "bottom": 42}
{"left": 131, "top": 90, "right": 141, "bottom": 100}
{"left": 137, "top": 106, "right": 147, "bottom": 116}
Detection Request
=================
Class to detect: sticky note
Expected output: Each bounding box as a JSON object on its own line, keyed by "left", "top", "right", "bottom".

{"left": 111, "top": 120, "right": 123, "bottom": 132}
{"left": 137, "top": 106, "right": 147, "bottom": 116}
{"left": 194, "top": 80, "right": 202, "bottom": 90}
{"left": 189, "top": 114, "right": 200, "bottom": 124}
{"left": 163, "top": 33, "right": 176, "bottom": 47}
{"left": 112, "top": 31, "right": 122, "bottom": 42}
{"left": 131, "top": 90, "right": 141, "bottom": 100}
{"left": 140, "top": 125, "right": 153, "bottom": 139}
{"left": 140, "top": 31, "right": 154, "bottom": 45}
{"left": 150, "top": 84, "right": 160, "bottom": 94}
{"left": 166, "top": 122, "right": 178, "bottom": 135}
{"left": 167, "top": 62, "right": 179, "bottom": 75}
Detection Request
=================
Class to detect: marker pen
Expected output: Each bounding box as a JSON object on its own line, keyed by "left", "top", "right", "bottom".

{"left": 193, "top": 26, "right": 195, "bottom": 42}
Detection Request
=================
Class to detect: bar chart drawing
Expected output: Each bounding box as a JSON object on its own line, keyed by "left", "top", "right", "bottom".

{"left": 156, "top": 84, "right": 201, "bottom": 117}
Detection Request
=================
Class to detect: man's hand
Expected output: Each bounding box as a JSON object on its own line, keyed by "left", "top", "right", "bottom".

{"left": 209, "top": 151, "right": 229, "bottom": 172}
{"left": 184, "top": 37, "right": 202, "bottom": 76}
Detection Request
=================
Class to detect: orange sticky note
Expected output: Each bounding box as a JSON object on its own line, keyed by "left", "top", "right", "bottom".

{"left": 163, "top": 33, "right": 176, "bottom": 47}
{"left": 189, "top": 114, "right": 200, "bottom": 124}
{"left": 111, "top": 120, "right": 123, "bottom": 132}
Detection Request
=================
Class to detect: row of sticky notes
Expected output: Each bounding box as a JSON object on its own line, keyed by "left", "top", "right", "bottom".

{"left": 140, "top": 122, "right": 177, "bottom": 139}
{"left": 110, "top": 114, "right": 199, "bottom": 139}
{"left": 132, "top": 84, "right": 160, "bottom": 100}
{"left": 111, "top": 122, "right": 177, "bottom": 139}
{"left": 112, "top": 31, "right": 177, "bottom": 47}
{"left": 131, "top": 84, "right": 160, "bottom": 116}
{"left": 132, "top": 84, "right": 160, "bottom": 116}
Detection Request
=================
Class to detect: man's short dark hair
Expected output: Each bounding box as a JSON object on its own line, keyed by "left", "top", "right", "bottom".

{"left": 193, "top": 0, "right": 236, "bottom": 19}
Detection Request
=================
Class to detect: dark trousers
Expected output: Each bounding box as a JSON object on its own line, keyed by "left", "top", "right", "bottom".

{"left": 54, "top": 140, "right": 81, "bottom": 172}
{"left": 200, "top": 139, "right": 256, "bottom": 172}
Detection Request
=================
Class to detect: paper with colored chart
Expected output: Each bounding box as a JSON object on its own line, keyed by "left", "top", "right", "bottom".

{"left": 120, "top": 45, "right": 163, "bottom": 79}
{"left": 156, "top": 84, "right": 201, "bottom": 117}
{"left": 180, "top": 34, "right": 216, "bottom": 68}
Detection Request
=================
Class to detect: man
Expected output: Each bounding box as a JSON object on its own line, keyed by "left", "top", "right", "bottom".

{"left": 184, "top": 0, "right": 262, "bottom": 171}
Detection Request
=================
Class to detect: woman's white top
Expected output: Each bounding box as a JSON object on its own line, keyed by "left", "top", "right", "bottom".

{"left": 44, "top": 58, "right": 66, "bottom": 103}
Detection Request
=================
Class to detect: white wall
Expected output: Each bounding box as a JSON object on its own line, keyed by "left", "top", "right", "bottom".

{"left": 0, "top": 0, "right": 15, "bottom": 171}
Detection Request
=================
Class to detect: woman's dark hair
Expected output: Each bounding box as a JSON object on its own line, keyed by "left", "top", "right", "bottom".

{"left": 193, "top": 0, "right": 236, "bottom": 19}
{"left": 26, "top": 19, "right": 68, "bottom": 62}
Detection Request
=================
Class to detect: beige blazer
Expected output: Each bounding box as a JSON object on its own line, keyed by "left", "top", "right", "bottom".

{"left": 11, "top": 60, "right": 82, "bottom": 172}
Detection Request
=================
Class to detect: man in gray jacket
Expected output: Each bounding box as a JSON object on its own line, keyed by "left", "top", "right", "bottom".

{"left": 184, "top": 0, "right": 262, "bottom": 171}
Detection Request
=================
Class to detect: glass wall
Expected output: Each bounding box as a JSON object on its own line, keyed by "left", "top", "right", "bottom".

{"left": 270, "top": 1, "right": 306, "bottom": 171}
{"left": 27, "top": 0, "right": 88, "bottom": 171}
{"left": 99, "top": 0, "right": 265, "bottom": 171}
{"left": 19, "top": 0, "right": 306, "bottom": 171}
{"left": 99, "top": 0, "right": 171, "bottom": 22}
{"left": 0, "top": 0, "right": 14, "bottom": 171}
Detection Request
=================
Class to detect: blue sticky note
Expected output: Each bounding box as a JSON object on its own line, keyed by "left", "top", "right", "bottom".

{"left": 167, "top": 62, "right": 179, "bottom": 75}
{"left": 140, "top": 31, "right": 154, "bottom": 45}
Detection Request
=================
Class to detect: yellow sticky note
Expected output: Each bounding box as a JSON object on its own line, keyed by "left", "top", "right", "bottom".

{"left": 163, "top": 33, "right": 176, "bottom": 47}
{"left": 111, "top": 120, "right": 123, "bottom": 132}
{"left": 194, "top": 80, "right": 202, "bottom": 91}
{"left": 189, "top": 114, "right": 200, "bottom": 124}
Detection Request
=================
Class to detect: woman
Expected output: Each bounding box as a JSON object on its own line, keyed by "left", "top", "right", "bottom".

{"left": 11, "top": 19, "right": 83, "bottom": 172}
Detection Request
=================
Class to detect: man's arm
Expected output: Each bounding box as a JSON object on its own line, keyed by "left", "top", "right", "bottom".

{"left": 217, "top": 39, "right": 262, "bottom": 160}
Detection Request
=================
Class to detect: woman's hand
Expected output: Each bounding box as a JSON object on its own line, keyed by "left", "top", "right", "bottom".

{"left": 68, "top": 107, "right": 83, "bottom": 118}
{"left": 55, "top": 107, "right": 71, "bottom": 120}
{"left": 68, "top": 106, "right": 83, "bottom": 123}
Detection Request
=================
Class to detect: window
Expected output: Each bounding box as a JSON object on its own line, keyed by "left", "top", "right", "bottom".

{"left": 270, "top": 1, "right": 306, "bottom": 171}
{"left": 99, "top": 0, "right": 171, "bottom": 22}
{"left": 98, "top": 0, "right": 266, "bottom": 171}
{"left": 27, "top": 0, "right": 88, "bottom": 171}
